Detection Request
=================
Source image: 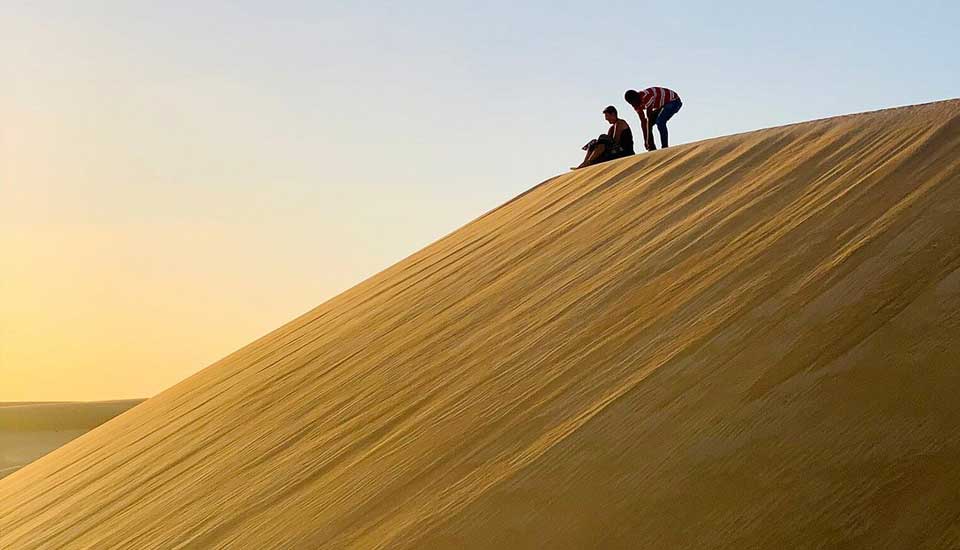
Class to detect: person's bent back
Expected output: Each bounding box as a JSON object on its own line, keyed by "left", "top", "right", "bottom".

{"left": 624, "top": 86, "right": 682, "bottom": 151}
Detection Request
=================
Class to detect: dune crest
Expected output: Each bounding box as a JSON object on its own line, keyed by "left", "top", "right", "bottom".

{"left": 2, "top": 100, "right": 960, "bottom": 549}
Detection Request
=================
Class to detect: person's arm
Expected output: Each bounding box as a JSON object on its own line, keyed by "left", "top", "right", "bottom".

{"left": 636, "top": 108, "right": 651, "bottom": 151}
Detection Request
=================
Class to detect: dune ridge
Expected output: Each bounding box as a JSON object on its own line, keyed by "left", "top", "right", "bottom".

{"left": 1, "top": 100, "right": 959, "bottom": 549}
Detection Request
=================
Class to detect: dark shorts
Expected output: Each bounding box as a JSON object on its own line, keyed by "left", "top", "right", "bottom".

{"left": 583, "top": 134, "right": 631, "bottom": 164}
{"left": 583, "top": 133, "right": 615, "bottom": 151}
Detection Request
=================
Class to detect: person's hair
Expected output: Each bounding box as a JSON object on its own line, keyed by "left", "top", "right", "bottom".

{"left": 602, "top": 105, "right": 618, "bottom": 116}
{"left": 624, "top": 89, "right": 639, "bottom": 104}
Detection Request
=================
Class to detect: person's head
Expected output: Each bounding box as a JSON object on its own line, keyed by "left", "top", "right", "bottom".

{"left": 624, "top": 89, "right": 640, "bottom": 107}
{"left": 602, "top": 105, "right": 618, "bottom": 124}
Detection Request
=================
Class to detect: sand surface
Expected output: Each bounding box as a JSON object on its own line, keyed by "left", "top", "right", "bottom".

{"left": 0, "top": 400, "right": 142, "bottom": 481}
{"left": 2, "top": 100, "right": 959, "bottom": 549}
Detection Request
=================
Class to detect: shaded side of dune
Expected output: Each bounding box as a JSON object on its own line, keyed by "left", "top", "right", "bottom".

{"left": 1, "top": 100, "right": 959, "bottom": 549}
{"left": 0, "top": 400, "right": 142, "bottom": 481}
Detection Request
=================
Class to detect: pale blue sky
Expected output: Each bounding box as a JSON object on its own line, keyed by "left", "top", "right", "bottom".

{"left": 2, "top": 1, "right": 958, "bottom": 399}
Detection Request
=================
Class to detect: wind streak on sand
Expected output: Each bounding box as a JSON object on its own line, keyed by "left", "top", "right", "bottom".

{"left": 2, "top": 100, "right": 960, "bottom": 549}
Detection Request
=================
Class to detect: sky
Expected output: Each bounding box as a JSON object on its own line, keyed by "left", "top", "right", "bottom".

{"left": 2, "top": 1, "right": 958, "bottom": 401}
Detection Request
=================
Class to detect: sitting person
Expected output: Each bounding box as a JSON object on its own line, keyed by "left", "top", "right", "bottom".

{"left": 572, "top": 105, "right": 636, "bottom": 170}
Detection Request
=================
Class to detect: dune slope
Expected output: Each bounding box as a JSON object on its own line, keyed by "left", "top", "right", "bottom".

{"left": 0, "top": 400, "right": 142, "bottom": 481}
{"left": 2, "top": 100, "right": 960, "bottom": 549}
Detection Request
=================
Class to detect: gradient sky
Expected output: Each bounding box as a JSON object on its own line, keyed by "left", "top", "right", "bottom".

{"left": 2, "top": 1, "right": 958, "bottom": 401}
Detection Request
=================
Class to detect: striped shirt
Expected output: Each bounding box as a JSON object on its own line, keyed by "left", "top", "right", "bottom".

{"left": 635, "top": 87, "right": 680, "bottom": 110}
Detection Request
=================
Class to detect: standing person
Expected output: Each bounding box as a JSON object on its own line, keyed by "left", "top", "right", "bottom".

{"left": 624, "top": 87, "right": 683, "bottom": 151}
{"left": 572, "top": 105, "right": 636, "bottom": 170}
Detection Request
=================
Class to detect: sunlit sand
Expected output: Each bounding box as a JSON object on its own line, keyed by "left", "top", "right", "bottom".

{"left": 2, "top": 100, "right": 959, "bottom": 548}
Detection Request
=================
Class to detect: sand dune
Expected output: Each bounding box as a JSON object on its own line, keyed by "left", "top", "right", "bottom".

{"left": 2, "top": 100, "right": 960, "bottom": 549}
{"left": 0, "top": 400, "right": 141, "bottom": 481}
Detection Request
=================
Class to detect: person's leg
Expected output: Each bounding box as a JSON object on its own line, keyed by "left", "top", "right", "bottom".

{"left": 573, "top": 138, "right": 597, "bottom": 169}
{"left": 572, "top": 138, "right": 607, "bottom": 169}
{"left": 655, "top": 99, "right": 682, "bottom": 148}
{"left": 592, "top": 143, "right": 609, "bottom": 163}
{"left": 578, "top": 144, "right": 594, "bottom": 166}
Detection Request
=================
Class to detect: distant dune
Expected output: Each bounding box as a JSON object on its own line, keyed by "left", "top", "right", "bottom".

{"left": 2, "top": 100, "right": 959, "bottom": 549}
{"left": 0, "top": 400, "right": 142, "bottom": 481}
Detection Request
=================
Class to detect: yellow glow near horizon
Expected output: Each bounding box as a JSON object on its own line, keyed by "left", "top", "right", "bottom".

{"left": 0, "top": 25, "right": 491, "bottom": 402}
{"left": 1, "top": 223, "right": 338, "bottom": 401}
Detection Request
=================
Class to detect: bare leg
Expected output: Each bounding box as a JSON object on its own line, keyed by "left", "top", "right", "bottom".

{"left": 572, "top": 144, "right": 607, "bottom": 170}
{"left": 572, "top": 148, "right": 593, "bottom": 170}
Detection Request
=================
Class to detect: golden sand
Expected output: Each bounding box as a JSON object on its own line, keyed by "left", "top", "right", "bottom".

{"left": 1, "top": 100, "right": 959, "bottom": 549}
{"left": 0, "top": 400, "right": 141, "bottom": 480}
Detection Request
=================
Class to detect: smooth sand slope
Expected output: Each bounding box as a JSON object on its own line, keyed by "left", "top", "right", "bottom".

{"left": 2, "top": 100, "right": 960, "bottom": 549}
{"left": 0, "top": 400, "right": 141, "bottom": 480}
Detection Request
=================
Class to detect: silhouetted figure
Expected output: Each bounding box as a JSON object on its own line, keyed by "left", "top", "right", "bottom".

{"left": 624, "top": 87, "right": 682, "bottom": 151}
{"left": 572, "top": 106, "right": 636, "bottom": 170}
